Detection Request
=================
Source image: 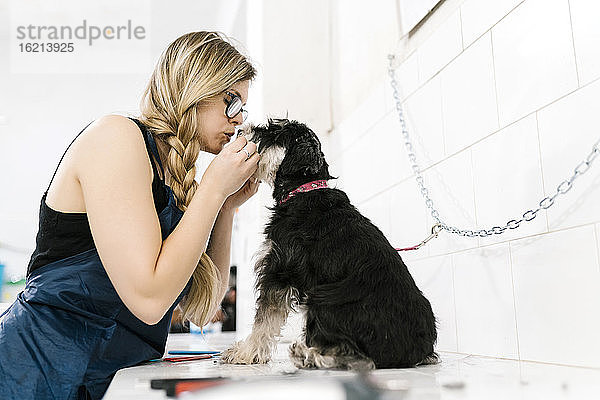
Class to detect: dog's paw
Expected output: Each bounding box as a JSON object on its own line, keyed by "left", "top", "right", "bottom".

{"left": 289, "top": 341, "right": 320, "bottom": 369}
{"left": 221, "top": 340, "right": 272, "bottom": 365}
{"left": 220, "top": 343, "right": 248, "bottom": 364}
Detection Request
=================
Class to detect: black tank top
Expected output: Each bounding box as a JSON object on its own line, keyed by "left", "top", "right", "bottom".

{"left": 26, "top": 118, "right": 168, "bottom": 277}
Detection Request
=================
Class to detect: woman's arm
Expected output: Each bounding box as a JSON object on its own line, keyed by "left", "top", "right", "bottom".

{"left": 206, "top": 208, "right": 235, "bottom": 303}
{"left": 206, "top": 179, "right": 261, "bottom": 305}
{"left": 77, "top": 115, "right": 257, "bottom": 325}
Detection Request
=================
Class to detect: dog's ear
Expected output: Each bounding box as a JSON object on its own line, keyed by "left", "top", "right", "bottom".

{"left": 279, "top": 136, "right": 324, "bottom": 177}
{"left": 298, "top": 140, "right": 324, "bottom": 175}
{"left": 266, "top": 118, "right": 290, "bottom": 134}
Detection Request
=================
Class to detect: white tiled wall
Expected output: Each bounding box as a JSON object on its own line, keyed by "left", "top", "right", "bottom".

{"left": 537, "top": 78, "right": 600, "bottom": 231}
{"left": 423, "top": 148, "right": 477, "bottom": 256}
{"left": 459, "top": 0, "right": 523, "bottom": 47}
{"left": 441, "top": 31, "right": 499, "bottom": 155}
{"left": 491, "top": 0, "right": 578, "bottom": 127}
{"left": 510, "top": 226, "right": 600, "bottom": 368}
{"left": 7, "top": 0, "right": 598, "bottom": 367}
{"left": 452, "top": 243, "right": 518, "bottom": 359}
{"left": 417, "top": 10, "right": 463, "bottom": 84}
{"left": 472, "top": 114, "right": 547, "bottom": 245}
{"left": 329, "top": 0, "right": 600, "bottom": 368}
{"left": 567, "top": 0, "right": 600, "bottom": 86}
{"left": 408, "top": 255, "right": 458, "bottom": 352}
{"left": 388, "top": 179, "right": 430, "bottom": 262}
{"left": 403, "top": 76, "right": 445, "bottom": 168}
{"left": 596, "top": 224, "right": 600, "bottom": 264}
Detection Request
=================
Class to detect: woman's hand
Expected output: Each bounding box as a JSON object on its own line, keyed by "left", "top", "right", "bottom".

{"left": 222, "top": 178, "right": 261, "bottom": 212}
{"left": 200, "top": 136, "right": 260, "bottom": 200}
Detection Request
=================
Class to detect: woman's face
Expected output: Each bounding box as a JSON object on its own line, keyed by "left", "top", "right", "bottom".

{"left": 198, "top": 80, "right": 249, "bottom": 154}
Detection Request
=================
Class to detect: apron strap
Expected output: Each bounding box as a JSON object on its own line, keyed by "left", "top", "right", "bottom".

{"left": 46, "top": 118, "right": 167, "bottom": 195}
{"left": 128, "top": 117, "right": 166, "bottom": 184}
{"left": 45, "top": 121, "right": 93, "bottom": 194}
{"left": 146, "top": 129, "right": 166, "bottom": 177}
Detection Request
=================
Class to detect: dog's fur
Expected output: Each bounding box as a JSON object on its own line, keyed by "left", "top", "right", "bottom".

{"left": 221, "top": 119, "right": 439, "bottom": 369}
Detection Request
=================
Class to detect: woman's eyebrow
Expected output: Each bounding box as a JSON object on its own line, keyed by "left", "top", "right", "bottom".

{"left": 230, "top": 89, "right": 246, "bottom": 105}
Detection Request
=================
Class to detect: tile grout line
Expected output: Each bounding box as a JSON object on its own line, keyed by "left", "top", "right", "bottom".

{"left": 435, "top": 73, "right": 597, "bottom": 171}
{"left": 450, "top": 254, "right": 460, "bottom": 353}
{"left": 355, "top": 73, "right": 600, "bottom": 207}
{"left": 459, "top": 0, "right": 528, "bottom": 50}
{"left": 593, "top": 225, "right": 600, "bottom": 275}
{"left": 415, "top": 46, "right": 421, "bottom": 101}
{"left": 534, "top": 111, "right": 550, "bottom": 233}
{"left": 489, "top": 29, "right": 501, "bottom": 131}
{"left": 422, "top": 72, "right": 599, "bottom": 169}
{"left": 468, "top": 147, "right": 481, "bottom": 248}
{"left": 416, "top": 47, "right": 422, "bottom": 87}
{"left": 380, "top": 0, "right": 595, "bottom": 189}
{"left": 380, "top": 20, "right": 600, "bottom": 179}
{"left": 458, "top": 6, "right": 465, "bottom": 51}
{"left": 327, "top": 0, "right": 335, "bottom": 134}
{"left": 339, "top": 50, "right": 600, "bottom": 175}
{"left": 439, "top": 71, "right": 447, "bottom": 159}
{"left": 398, "top": 0, "right": 525, "bottom": 110}
{"left": 566, "top": 0, "right": 581, "bottom": 88}
{"left": 507, "top": 241, "right": 522, "bottom": 361}
{"left": 403, "top": 221, "right": 600, "bottom": 263}
{"left": 439, "top": 350, "right": 600, "bottom": 370}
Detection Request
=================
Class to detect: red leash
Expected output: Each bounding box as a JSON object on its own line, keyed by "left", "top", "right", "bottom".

{"left": 395, "top": 224, "right": 443, "bottom": 252}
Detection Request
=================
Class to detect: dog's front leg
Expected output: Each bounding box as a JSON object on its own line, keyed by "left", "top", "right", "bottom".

{"left": 221, "top": 239, "right": 294, "bottom": 364}
{"left": 221, "top": 286, "right": 292, "bottom": 364}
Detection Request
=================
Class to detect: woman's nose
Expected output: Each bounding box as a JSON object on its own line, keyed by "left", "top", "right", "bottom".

{"left": 230, "top": 115, "right": 243, "bottom": 126}
{"left": 229, "top": 109, "right": 247, "bottom": 126}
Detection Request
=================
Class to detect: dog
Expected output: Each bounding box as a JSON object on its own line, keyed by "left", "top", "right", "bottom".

{"left": 221, "top": 119, "right": 439, "bottom": 369}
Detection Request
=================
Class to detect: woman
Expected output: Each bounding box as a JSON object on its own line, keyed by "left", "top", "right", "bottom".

{"left": 0, "top": 31, "right": 259, "bottom": 399}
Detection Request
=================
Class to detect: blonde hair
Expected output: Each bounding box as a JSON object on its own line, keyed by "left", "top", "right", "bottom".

{"left": 139, "top": 31, "right": 256, "bottom": 326}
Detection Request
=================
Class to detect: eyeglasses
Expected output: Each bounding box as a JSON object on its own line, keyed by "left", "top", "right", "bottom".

{"left": 224, "top": 91, "right": 248, "bottom": 122}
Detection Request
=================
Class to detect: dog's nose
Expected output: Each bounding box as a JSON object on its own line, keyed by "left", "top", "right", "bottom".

{"left": 236, "top": 123, "right": 260, "bottom": 150}
{"left": 236, "top": 123, "right": 251, "bottom": 138}
{"left": 235, "top": 127, "right": 248, "bottom": 141}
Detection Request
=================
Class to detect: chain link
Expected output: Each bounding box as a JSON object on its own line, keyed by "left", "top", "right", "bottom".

{"left": 387, "top": 54, "right": 600, "bottom": 238}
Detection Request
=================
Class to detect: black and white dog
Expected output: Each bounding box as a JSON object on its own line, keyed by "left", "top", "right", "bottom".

{"left": 221, "top": 119, "right": 439, "bottom": 369}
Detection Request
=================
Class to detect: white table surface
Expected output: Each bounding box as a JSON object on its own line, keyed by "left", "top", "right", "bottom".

{"left": 104, "top": 332, "right": 600, "bottom": 400}
{"left": 0, "top": 302, "right": 10, "bottom": 314}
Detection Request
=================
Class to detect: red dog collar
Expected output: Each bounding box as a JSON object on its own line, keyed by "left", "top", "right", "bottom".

{"left": 280, "top": 180, "right": 329, "bottom": 204}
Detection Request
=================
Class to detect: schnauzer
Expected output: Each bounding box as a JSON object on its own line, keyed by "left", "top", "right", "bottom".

{"left": 221, "top": 119, "right": 439, "bottom": 369}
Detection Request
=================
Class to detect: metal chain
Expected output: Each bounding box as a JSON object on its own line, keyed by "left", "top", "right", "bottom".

{"left": 387, "top": 54, "right": 600, "bottom": 238}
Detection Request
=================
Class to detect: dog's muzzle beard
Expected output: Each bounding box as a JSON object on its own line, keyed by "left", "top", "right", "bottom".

{"left": 236, "top": 127, "right": 286, "bottom": 187}
{"left": 254, "top": 145, "right": 286, "bottom": 187}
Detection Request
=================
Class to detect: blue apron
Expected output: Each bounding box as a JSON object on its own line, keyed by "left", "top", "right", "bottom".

{"left": 0, "top": 126, "right": 191, "bottom": 399}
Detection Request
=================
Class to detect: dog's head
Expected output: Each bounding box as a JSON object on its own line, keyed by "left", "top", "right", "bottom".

{"left": 241, "top": 118, "right": 335, "bottom": 201}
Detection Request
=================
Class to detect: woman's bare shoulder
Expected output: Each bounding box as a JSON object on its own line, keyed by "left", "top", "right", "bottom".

{"left": 75, "top": 114, "right": 147, "bottom": 159}
{"left": 74, "top": 114, "right": 152, "bottom": 183}
{"left": 85, "top": 114, "right": 141, "bottom": 141}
